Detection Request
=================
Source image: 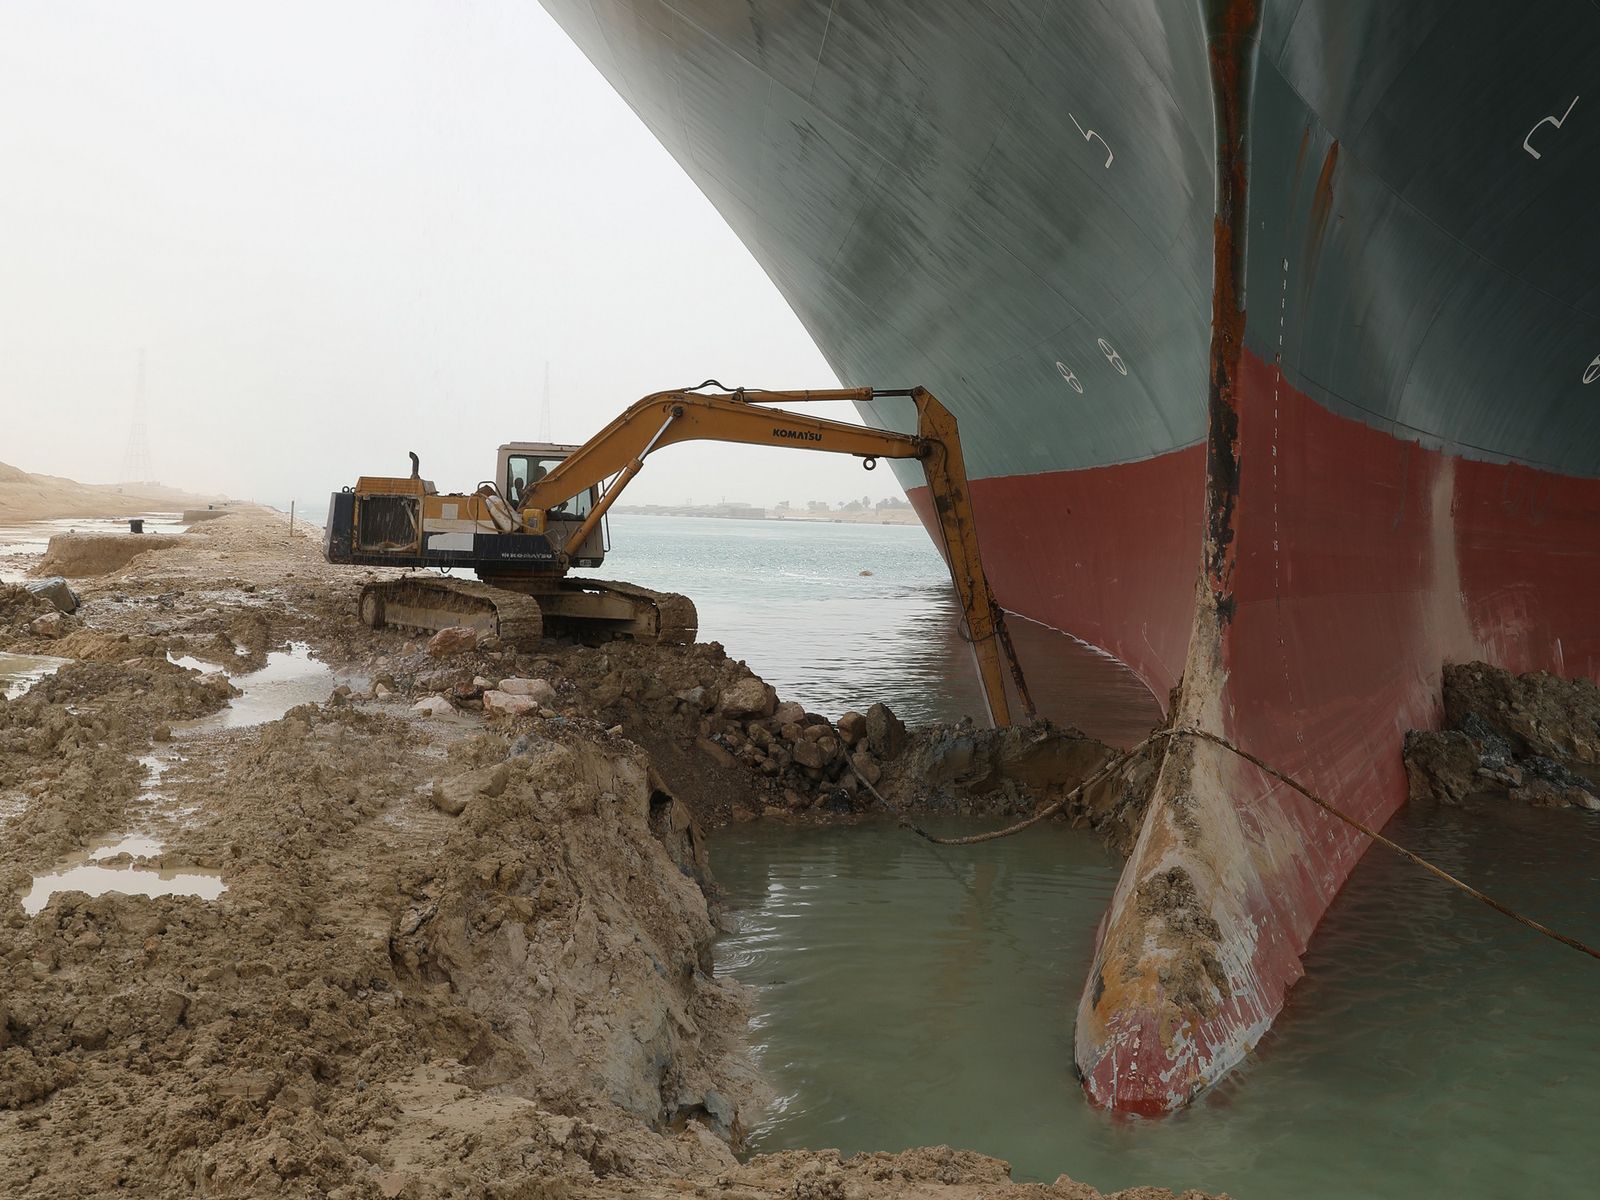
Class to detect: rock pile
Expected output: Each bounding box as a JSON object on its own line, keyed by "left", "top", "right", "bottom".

{"left": 1404, "top": 662, "right": 1600, "bottom": 811}
{"left": 346, "top": 634, "right": 1142, "bottom": 840}
{"left": 585, "top": 642, "right": 905, "bottom": 816}
{"left": 0, "top": 584, "right": 56, "bottom": 637}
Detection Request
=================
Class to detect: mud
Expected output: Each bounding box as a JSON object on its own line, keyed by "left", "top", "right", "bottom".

{"left": 1405, "top": 662, "right": 1600, "bottom": 811}
{"left": 0, "top": 506, "right": 1212, "bottom": 1200}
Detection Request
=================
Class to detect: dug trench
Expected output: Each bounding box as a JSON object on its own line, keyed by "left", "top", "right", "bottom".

{"left": 0, "top": 507, "right": 1213, "bottom": 1199}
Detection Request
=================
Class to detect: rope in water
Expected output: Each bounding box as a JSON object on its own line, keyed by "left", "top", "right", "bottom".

{"left": 847, "top": 725, "right": 1600, "bottom": 962}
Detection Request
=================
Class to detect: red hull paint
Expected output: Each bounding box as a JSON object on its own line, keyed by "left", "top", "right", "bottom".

{"left": 905, "top": 446, "right": 1206, "bottom": 704}
{"left": 921, "top": 348, "right": 1600, "bottom": 1114}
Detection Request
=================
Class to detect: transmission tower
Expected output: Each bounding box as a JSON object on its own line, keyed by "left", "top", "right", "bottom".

{"left": 121, "top": 349, "right": 154, "bottom": 484}
{"left": 538, "top": 361, "right": 554, "bottom": 442}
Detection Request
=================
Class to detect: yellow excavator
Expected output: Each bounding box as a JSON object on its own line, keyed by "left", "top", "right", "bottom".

{"left": 324, "top": 384, "right": 1033, "bottom": 725}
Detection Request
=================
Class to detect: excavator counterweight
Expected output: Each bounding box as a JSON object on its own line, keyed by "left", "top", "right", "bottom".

{"left": 324, "top": 385, "right": 1033, "bottom": 726}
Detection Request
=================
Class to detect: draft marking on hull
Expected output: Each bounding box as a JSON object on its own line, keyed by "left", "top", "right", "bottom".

{"left": 1523, "top": 95, "right": 1579, "bottom": 159}
{"left": 1069, "top": 113, "right": 1114, "bottom": 168}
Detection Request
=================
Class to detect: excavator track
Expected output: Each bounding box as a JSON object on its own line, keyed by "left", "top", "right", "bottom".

{"left": 358, "top": 577, "right": 544, "bottom": 650}
{"left": 358, "top": 575, "right": 695, "bottom": 649}
{"left": 563, "top": 578, "right": 698, "bottom": 645}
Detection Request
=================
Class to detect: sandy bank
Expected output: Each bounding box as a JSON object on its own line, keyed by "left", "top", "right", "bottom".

{"left": 35, "top": 532, "right": 186, "bottom": 577}
{"left": 0, "top": 507, "right": 1212, "bottom": 1200}
{"left": 0, "top": 460, "right": 223, "bottom": 524}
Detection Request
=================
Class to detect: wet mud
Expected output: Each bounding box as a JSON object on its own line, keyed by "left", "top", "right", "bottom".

{"left": 0, "top": 507, "right": 1208, "bottom": 1200}
{"left": 1405, "top": 662, "right": 1600, "bottom": 811}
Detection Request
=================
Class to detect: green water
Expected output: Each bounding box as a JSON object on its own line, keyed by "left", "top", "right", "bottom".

{"left": 601, "top": 514, "right": 1159, "bottom": 746}
{"left": 598, "top": 514, "right": 1599, "bottom": 1196}
{"left": 712, "top": 808, "right": 1600, "bottom": 1199}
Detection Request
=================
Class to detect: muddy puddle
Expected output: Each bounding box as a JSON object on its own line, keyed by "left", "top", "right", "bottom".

{"left": 18, "top": 644, "right": 353, "bottom": 915}
{"left": 0, "top": 650, "right": 70, "bottom": 699}
{"left": 22, "top": 857, "right": 225, "bottom": 916}
{"left": 176, "top": 640, "right": 353, "bottom": 731}
{"left": 22, "top": 824, "right": 224, "bottom": 918}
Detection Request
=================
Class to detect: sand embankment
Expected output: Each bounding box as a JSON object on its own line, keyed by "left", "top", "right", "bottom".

{"left": 0, "top": 507, "right": 1207, "bottom": 1200}
{"left": 35, "top": 532, "right": 185, "bottom": 577}
{"left": 0, "top": 460, "right": 223, "bottom": 523}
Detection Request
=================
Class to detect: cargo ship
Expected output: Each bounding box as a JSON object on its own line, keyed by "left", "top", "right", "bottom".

{"left": 536, "top": 0, "right": 1600, "bottom": 1113}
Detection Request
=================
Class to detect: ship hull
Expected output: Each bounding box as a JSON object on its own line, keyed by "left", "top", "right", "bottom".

{"left": 1069, "top": 346, "right": 1600, "bottom": 1112}
{"left": 538, "top": 0, "right": 1600, "bottom": 1112}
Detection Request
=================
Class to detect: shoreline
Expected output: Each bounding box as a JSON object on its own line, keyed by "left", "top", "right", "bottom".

{"left": 0, "top": 507, "right": 1208, "bottom": 1199}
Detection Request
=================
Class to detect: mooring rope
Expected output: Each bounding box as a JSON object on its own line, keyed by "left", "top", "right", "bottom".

{"left": 848, "top": 726, "right": 1600, "bottom": 962}
{"left": 848, "top": 732, "right": 1160, "bottom": 847}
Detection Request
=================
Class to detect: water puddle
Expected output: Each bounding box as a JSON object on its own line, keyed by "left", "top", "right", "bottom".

{"left": 138, "top": 752, "right": 175, "bottom": 784}
{"left": 166, "top": 650, "right": 222, "bottom": 675}
{"left": 17, "top": 644, "right": 346, "bottom": 914}
{"left": 88, "top": 832, "right": 165, "bottom": 861}
{"left": 173, "top": 641, "right": 346, "bottom": 731}
{"left": 22, "top": 859, "right": 225, "bottom": 916}
{"left": 0, "top": 651, "right": 70, "bottom": 700}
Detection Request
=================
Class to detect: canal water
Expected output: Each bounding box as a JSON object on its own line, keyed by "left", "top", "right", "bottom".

{"left": 601, "top": 514, "right": 1159, "bottom": 746}
{"left": 598, "top": 516, "right": 1600, "bottom": 1199}
{"left": 712, "top": 810, "right": 1600, "bottom": 1199}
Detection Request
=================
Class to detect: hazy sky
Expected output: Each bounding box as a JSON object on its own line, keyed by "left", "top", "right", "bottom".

{"left": 0, "top": 1, "right": 900, "bottom": 511}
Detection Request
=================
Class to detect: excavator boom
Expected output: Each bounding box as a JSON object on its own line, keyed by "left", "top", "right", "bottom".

{"left": 326, "top": 383, "right": 1033, "bottom": 728}
{"left": 521, "top": 385, "right": 1033, "bottom": 728}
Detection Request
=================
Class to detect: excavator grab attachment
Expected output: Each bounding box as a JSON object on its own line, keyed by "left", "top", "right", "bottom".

{"left": 325, "top": 385, "right": 1032, "bottom": 726}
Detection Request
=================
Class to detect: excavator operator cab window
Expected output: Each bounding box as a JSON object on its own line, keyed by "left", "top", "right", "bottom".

{"left": 506, "top": 454, "right": 592, "bottom": 519}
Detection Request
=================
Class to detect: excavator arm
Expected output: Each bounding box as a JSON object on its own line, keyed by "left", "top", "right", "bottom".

{"left": 522, "top": 385, "right": 1035, "bottom": 728}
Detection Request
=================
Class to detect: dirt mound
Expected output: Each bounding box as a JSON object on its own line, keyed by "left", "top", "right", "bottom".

{"left": 0, "top": 585, "right": 54, "bottom": 634}
{"left": 0, "top": 505, "right": 1217, "bottom": 1200}
{"left": 0, "top": 694, "right": 759, "bottom": 1198}
{"left": 316, "top": 631, "right": 1146, "bottom": 849}
{"left": 0, "top": 659, "right": 235, "bottom": 876}
{"left": 36, "top": 532, "right": 183, "bottom": 578}
{"left": 1405, "top": 662, "right": 1600, "bottom": 810}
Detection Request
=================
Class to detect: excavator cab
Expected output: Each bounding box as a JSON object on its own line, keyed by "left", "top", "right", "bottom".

{"left": 498, "top": 443, "right": 598, "bottom": 524}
